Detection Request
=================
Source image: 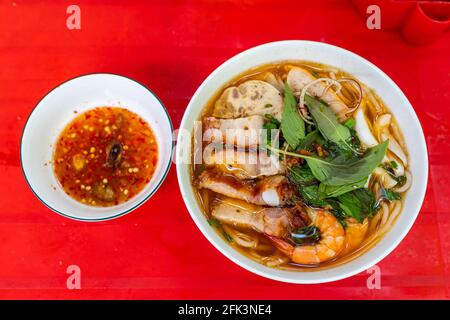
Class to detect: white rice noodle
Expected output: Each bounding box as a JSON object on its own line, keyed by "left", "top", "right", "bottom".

{"left": 386, "top": 153, "right": 405, "bottom": 176}
{"left": 373, "top": 167, "right": 398, "bottom": 189}
{"left": 380, "top": 202, "right": 389, "bottom": 226}
{"left": 337, "top": 78, "right": 363, "bottom": 114}
{"left": 355, "top": 107, "right": 379, "bottom": 148}
{"left": 369, "top": 210, "right": 382, "bottom": 233}
{"left": 249, "top": 251, "right": 289, "bottom": 267}
{"left": 394, "top": 171, "right": 412, "bottom": 193}
{"left": 375, "top": 113, "right": 391, "bottom": 137}
{"left": 366, "top": 88, "right": 384, "bottom": 114}
{"left": 394, "top": 161, "right": 405, "bottom": 176}
{"left": 381, "top": 201, "right": 402, "bottom": 232}
{"left": 390, "top": 120, "right": 407, "bottom": 149}
{"left": 264, "top": 255, "right": 289, "bottom": 267}
{"left": 374, "top": 112, "right": 408, "bottom": 167}
{"left": 223, "top": 225, "right": 258, "bottom": 248}
{"left": 381, "top": 133, "right": 408, "bottom": 166}
{"left": 299, "top": 64, "right": 338, "bottom": 74}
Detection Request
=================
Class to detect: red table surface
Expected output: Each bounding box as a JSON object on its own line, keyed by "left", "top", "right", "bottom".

{"left": 0, "top": 0, "right": 449, "bottom": 300}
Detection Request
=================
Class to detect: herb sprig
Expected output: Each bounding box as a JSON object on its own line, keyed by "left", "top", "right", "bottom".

{"left": 281, "top": 83, "right": 305, "bottom": 149}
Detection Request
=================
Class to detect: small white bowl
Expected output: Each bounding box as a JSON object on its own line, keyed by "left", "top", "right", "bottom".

{"left": 176, "top": 41, "right": 428, "bottom": 283}
{"left": 21, "top": 73, "right": 173, "bottom": 221}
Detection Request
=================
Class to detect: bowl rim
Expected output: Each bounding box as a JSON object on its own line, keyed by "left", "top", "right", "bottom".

{"left": 20, "top": 72, "right": 174, "bottom": 222}
{"left": 176, "top": 40, "right": 429, "bottom": 283}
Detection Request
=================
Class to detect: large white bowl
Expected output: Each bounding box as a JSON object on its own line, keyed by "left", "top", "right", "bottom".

{"left": 176, "top": 41, "right": 428, "bottom": 283}
{"left": 21, "top": 73, "right": 173, "bottom": 221}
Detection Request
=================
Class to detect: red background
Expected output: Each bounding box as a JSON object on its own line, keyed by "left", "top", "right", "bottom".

{"left": 0, "top": 0, "right": 449, "bottom": 299}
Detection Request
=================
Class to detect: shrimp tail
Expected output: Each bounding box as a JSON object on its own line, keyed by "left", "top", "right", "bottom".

{"left": 266, "top": 235, "right": 294, "bottom": 257}
{"left": 267, "top": 210, "right": 345, "bottom": 265}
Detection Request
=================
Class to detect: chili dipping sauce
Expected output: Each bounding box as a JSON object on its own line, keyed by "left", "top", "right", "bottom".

{"left": 53, "top": 107, "right": 158, "bottom": 207}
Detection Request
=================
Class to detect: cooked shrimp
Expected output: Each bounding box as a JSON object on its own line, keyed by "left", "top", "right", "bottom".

{"left": 269, "top": 210, "right": 345, "bottom": 264}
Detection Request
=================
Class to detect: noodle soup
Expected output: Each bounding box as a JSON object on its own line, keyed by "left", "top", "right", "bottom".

{"left": 191, "top": 61, "right": 410, "bottom": 270}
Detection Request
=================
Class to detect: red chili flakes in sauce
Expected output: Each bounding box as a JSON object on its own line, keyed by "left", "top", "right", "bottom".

{"left": 53, "top": 107, "right": 158, "bottom": 207}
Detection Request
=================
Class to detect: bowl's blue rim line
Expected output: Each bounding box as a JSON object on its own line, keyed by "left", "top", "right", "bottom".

{"left": 20, "top": 72, "right": 174, "bottom": 222}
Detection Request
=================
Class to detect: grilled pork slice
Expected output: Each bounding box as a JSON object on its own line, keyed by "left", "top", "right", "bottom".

{"left": 197, "top": 171, "right": 294, "bottom": 206}
{"left": 287, "top": 66, "right": 348, "bottom": 122}
{"left": 211, "top": 198, "right": 306, "bottom": 238}
{"left": 203, "top": 148, "right": 284, "bottom": 179}
{"left": 203, "top": 115, "right": 264, "bottom": 148}
{"left": 212, "top": 80, "right": 283, "bottom": 121}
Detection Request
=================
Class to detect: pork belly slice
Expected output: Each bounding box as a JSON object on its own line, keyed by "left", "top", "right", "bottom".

{"left": 203, "top": 148, "right": 284, "bottom": 179}
{"left": 211, "top": 199, "right": 306, "bottom": 238}
{"left": 212, "top": 80, "right": 283, "bottom": 121}
{"left": 197, "top": 171, "right": 294, "bottom": 206}
{"left": 287, "top": 66, "right": 349, "bottom": 122}
{"left": 203, "top": 115, "right": 265, "bottom": 148}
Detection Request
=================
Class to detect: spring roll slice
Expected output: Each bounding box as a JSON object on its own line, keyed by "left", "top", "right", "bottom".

{"left": 212, "top": 80, "right": 283, "bottom": 120}
{"left": 203, "top": 115, "right": 264, "bottom": 148}
{"left": 197, "top": 171, "right": 294, "bottom": 207}
{"left": 287, "top": 66, "right": 348, "bottom": 122}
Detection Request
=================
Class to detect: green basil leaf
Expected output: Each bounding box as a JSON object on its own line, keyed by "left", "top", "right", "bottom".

{"left": 305, "top": 95, "right": 355, "bottom": 152}
{"left": 344, "top": 118, "right": 356, "bottom": 129}
{"left": 390, "top": 160, "right": 399, "bottom": 169}
{"left": 303, "top": 185, "right": 328, "bottom": 207}
{"left": 287, "top": 166, "right": 316, "bottom": 186}
{"left": 380, "top": 188, "right": 402, "bottom": 201}
{"left": 305, "top": 140, "right": 388, "bottom": 186}
{"left": 318, "top": 176, "right": 368, "bottom": 198}
{"left": 207, "top": 218, "right": 221, "bottom": 227}
{"left": 338, "top": 196, "right": 362, "bottom": 221}
{"left": 287, "top": 166, "right": 327, "bottom": 207}
{"left": 337, "top": 188, "right": 377, "bottom": 222}
{"left": 281, "top": 83, "right": 305, "bottom": 149}
{"left": 395, "top": 175, "right": 407, "bottom": 186}
{"left": 262, "top": 114, "right": 281, "bottom": 155}
{"left": 297, "top": 130, "right": 320, "bottom": 151}
{"left": 326, "top": 199, "right": 348, "bottom": 227}
{"left": 268, "top": 140, "right": 387, "bottom": 188}
{"left": 222, "top": 230, "right": 233, "bottom": 242}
